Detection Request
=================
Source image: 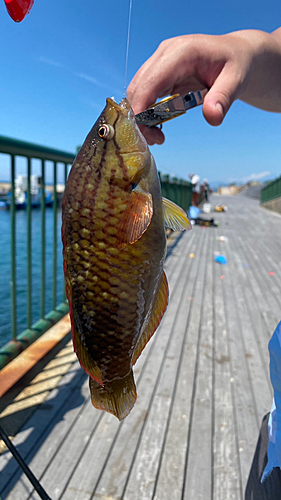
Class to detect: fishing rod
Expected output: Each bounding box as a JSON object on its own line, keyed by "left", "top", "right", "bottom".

{"left": 0, "top": 424, "right": 52, "bottom": 500}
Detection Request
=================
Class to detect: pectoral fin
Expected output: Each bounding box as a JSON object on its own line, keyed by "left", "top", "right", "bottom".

{"left": 117, "top": 188, "right": 153, "bottom": 249}
{"left": 132, "top": 271, "right": 169, "bottom": 365}
{"left": 162, "top": 197, "right": 191, "bottom": 231}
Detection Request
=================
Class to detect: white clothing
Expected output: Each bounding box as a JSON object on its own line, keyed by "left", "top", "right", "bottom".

{"left": 191, "top": 174, "right": 201, "bottom": 193}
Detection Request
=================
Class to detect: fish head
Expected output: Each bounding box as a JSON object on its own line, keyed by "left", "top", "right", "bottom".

{"left": 76, "top": 97, "right": 151, "bottom": 189}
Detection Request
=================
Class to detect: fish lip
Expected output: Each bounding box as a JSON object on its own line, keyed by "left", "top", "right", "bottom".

{"left": 106, "top": 97, "right": 131, "bottom": 117}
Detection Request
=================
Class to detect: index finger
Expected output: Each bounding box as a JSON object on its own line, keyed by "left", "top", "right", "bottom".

{"left": 127, "top": 40, "right": 181, "bottom": 114}
{"left": 127, "top": 63, "right": 162, "bottom": 114}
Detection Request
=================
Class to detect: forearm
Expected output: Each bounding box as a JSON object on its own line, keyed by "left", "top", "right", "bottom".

{"left": 235, "top": 28, "right": 281, "bottom": 112}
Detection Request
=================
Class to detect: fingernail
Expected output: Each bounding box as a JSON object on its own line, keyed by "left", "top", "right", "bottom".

{"left": 215, "top": 102, "right": 224, "bottom": 116}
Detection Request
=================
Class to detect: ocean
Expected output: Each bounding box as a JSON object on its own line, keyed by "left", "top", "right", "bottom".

{"left": 0, "top": 207, "right": 65, "bottom": 348}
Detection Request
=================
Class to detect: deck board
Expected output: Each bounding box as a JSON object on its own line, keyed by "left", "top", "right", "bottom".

{"left": 183, "top": 229, "right": 213, "bottom": 500}
{"left": 0, "top": 193, "right": 280, "bottom": 500}
{"left": 213, "top": 231, "right": 242, "bottom": 500}
{"left": 123, "top": 230, "right": 209, "bottom": 500}
{"left": 92, "top": 232, "right": 199, "bottom": 500}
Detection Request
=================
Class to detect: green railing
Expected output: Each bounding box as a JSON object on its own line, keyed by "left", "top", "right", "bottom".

{"left": 260, "top": 175, "right": 281, "bottom": 204}
{"left": 0, "top": 136, "right": 75, "bottom": 369}
{"left": 160, "top": 174, "right": 192, "bottom": 212}
{"left": 0, "top": 136, "right": 192, "bottom": 370}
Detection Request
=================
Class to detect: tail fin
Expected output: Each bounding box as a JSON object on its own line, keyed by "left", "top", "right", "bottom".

{"left": 89, "top": 369, "right": 137, "bottom": 421}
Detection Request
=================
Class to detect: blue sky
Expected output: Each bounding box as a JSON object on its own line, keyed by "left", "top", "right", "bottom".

{"left": 0, "top": 0, "right": 280, "bottom": 187}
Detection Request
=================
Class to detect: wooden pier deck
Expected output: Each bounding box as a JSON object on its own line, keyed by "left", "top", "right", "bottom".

{"left": 0, "top": 193, "right": 280, "bottom": 500}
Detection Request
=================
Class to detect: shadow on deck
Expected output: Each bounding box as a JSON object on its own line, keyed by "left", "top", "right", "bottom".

{"left": 0, "top": 194, "right": 280, "bottom": 500}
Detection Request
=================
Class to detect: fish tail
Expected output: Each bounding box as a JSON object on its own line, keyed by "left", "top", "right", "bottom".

{"left": 89, "top": 370, "right": 137, "bottom": 421}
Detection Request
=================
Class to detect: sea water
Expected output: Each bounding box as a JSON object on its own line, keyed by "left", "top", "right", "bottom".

{"left": 0, "top": 208, "right": 64, "bottom": 348}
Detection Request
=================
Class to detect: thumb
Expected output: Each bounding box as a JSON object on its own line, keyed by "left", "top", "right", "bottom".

{"left": 203, "top": 64, "right": 241, "bottom": 126}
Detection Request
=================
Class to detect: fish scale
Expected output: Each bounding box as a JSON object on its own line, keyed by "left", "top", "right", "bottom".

{"left": 64, "top": 141, "right": 159, "bottom": 375}
{"left": 62, "top": 97, "right": 190, "bottom": 420}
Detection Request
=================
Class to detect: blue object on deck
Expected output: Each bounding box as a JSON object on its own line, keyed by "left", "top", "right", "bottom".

{"left": 215, "top": 255, "right": 227, "bottom": 265}
{"left": 188, "top": 206, "right": 201, "bottom": 219}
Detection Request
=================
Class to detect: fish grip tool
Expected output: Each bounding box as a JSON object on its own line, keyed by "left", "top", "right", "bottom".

{"left": 135, "top": 88, "right": 208, "bottom": 128}
{"left": 0, "top": 424, "right": 52, "bottom": 500}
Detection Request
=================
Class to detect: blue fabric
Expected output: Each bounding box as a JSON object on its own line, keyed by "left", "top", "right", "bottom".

{"left": 262, "top": 321, "right": 281, "bottom": 482}
{"left": 188, "top": 206, "right": 201, "bottom": 219}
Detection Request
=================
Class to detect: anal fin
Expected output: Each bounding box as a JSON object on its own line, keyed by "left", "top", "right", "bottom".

{"left": 89, "top": 370, "right": 137, "bottom": 421}
{"left": 132, "top": 271, "right": 169, "bottom": 365}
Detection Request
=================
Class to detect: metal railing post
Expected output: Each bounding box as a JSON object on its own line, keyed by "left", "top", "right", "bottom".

{"left": 52, "top": 161, "right": 57, "bottom": 310}
{"left": 27, "top": 158, "right": 32, "bottom": 329}
{"left": 41, "top": 160, "right": 46, "bottom": 318}
{"left": 62, "top": 162, "right": 68, "bottom": 302}
{"left": 10, "top": 155, "right": 17, "bottom": 340}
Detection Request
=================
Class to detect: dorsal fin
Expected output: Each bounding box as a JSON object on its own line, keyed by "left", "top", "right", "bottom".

{"left": 132, "top": 271, "right": 169, "bottom": 365}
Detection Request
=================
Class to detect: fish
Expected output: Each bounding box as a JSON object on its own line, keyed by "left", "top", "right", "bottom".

{"left": 62, "top": 98, "right": 191, "bottom": 420}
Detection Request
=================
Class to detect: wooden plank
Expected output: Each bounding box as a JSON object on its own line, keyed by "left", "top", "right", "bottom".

{"left": 221, "top": 241, "right": 262, "bottom": 493}
{"left": 222, "top": 203, "right": 277, "bottom": 491}
{"left": 0, "top": 338, "right": 77, "bottom": 456}
{"left": 5, "top": 389, "right": 97, "bottom": 500}
{"left": 212, "top": 194, "right": 278, "bottom": 496}
{"left": 62, "top": 230, "right": 199, "bottom": 500}
{"left": 0, "top": 314, "right": 71, "bottom": 398}
{"left": 251, "top": 203, "right": 281, "bottom": 262}
{"left": 0, "top": 361, "right": 86, "bottom": 498}
{"left": 227, "top": 237, "right": 272, "bottom": 392}
{"left": 152, "top": 227, "right": 210, "bottom": 500}
{"left": 218, "top": 195, "right": 279, "bottom": 337}
{"left": 45, "top": 310, "right": 172, "bottom": 500}
{"left": 212, "top": 228, "right": 242, "bottom": 500}
{"left": 123, "top": 230, "right": 207, "bottom": 500}
{"left": 182, "top": 228, "right": 213, "bottom": 500}
{"left": 90, "top": 230, "right": 199, "bottom": 500}
{"left": 4, "top": 301, "right": 157, "bottom": 500}
{"left": 236, "top": 236, "right": 279, "bottom": 336}
{"left": 240, "top": 236, "right": 281, "bottom": 325}
{"left": 227, "top": 229, "right": 272, "bottom": 402}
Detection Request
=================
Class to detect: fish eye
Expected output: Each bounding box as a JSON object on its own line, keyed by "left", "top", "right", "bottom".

{"left": 98, "top": 124, "right": 115, "bottom": 140}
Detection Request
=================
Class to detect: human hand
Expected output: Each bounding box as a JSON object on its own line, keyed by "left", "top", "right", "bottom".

{"left": 128, "top": 29, "right": 281, "bottom": 144}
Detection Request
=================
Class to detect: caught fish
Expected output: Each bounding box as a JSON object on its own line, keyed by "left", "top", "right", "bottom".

{"left": 62, "top": 98, "right": 191, "bottom": 420}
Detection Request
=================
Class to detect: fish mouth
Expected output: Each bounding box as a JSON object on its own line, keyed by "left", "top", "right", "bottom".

{"left": 106, "top": 97, "right": 131, "bottom": 117}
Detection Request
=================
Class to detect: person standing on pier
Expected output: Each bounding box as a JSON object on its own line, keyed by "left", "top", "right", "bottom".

{"left": 189, "top": 173, "right": 201, "bottom": 206}
{"left": 203, "top": 179, "right": 210, "bottom": 203}
{"left": 128, "top": 27, "right": 281, "bottom": 500}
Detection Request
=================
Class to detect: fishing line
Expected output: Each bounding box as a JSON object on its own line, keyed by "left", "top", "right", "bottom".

{"left": 0, "top": 424, "right": 52, "bottom": 500}
{"left": 123, "top": 0, "right": 133, "bottom": 96}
